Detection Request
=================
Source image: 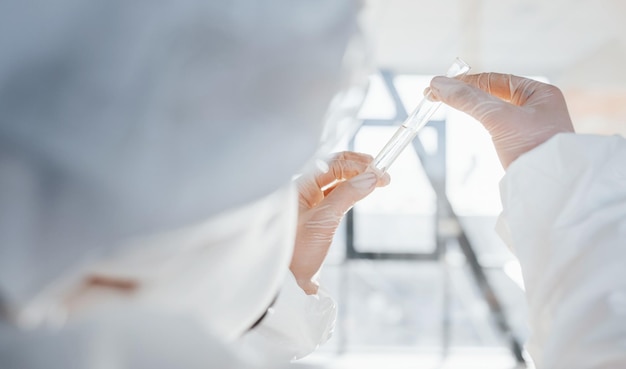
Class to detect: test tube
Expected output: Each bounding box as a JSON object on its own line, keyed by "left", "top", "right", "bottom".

{"left": 370, "top": 58, "right": 471, "bottom": 173}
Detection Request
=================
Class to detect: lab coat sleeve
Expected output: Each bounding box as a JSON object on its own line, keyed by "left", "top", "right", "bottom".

{"left": 496, "top": 133, "right": 626, "bottom": 369}
{"left": 239, "top": 272, "right": 337, "bottom": 362}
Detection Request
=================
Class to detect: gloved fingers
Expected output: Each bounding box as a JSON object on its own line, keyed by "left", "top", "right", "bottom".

{"left": 428, "top": 72, "right": 575, "bottom": 170}
{"left": 314, "top": 151, "right": 372, "bottom": 190}
{"left": 450, "top": 73, "right": 573, "bottom": 133}
{"left": 429, "top": 76, "right": 518, "bottom": 129}
{"left": 298, "top": 151, "right": 389, "bottom": 209}
{"left": 297, "top": 151, "right": 367, "bottom": 209}
{"left": 291, "top": 162, "right": 390, "bottom": 295}
{"left": 322, "top": 170, "right": 390, "bottom": 197}
{"left": 312, "top": 171, "right": 378, "bottom": 227}
{"left": 463, "top": 73, "right": 561, "bottom": 107}
{"left": 462, "top": 73, "right": 520, "bottom": 103}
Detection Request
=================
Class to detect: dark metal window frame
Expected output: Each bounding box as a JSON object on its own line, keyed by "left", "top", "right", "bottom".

{"left": 344, "top": 69, "right": 526, "bottom": 364}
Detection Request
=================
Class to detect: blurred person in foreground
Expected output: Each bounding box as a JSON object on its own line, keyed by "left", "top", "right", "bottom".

{"left": 0, "top": 1, "right": 389, "bottom": 368}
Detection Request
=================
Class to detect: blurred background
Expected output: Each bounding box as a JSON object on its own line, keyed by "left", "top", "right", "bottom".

{"left": 360, "top": 0, "right": 626, "bottom": 136}
{"left": 300, "top": 0, "right": 625, "bottom": 368}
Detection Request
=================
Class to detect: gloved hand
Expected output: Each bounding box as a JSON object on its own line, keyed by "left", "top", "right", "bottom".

{"left": 291, "top": 152, "right": 390, "bottom": 294}
{"left": 429, "top": 73, "right": 575, "bottom": 169}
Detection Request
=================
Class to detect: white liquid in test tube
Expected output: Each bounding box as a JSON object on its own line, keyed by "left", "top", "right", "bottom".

{"left": 371, "top": 58, "right": 471, "bottom": 173}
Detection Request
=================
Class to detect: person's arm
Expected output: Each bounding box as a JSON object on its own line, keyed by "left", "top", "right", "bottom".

{"left": 240, "top": 151, "right": 389, "bottom": 361}
{"left": 429, "top": 73, "right": 626, "bottom": 368}
{"left": 290, "top": 151, "right": 389, "bottom": 294}
{"left": 498, "top": 133, "right": 626, "bottom": 369}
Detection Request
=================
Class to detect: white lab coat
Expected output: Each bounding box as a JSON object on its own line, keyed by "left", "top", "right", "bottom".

{"left": 0, "top": 183, "right": 337, "bottom": 368}
{"left": 0, "top": 273, "right": 335, "bottom": 369}
{"left": 239, "top": 275, "right": 337, "bottom": 362}
{"left": 497, "top": 133, "right": 626, "bottom": 369}
{"left": 0, "top": 303, "right": 322, "bottom": 369}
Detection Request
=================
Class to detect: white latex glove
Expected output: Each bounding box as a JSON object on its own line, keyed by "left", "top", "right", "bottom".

{"left": 290, "top": 152, "right": 390, "bottom": 294}
{"left": 429, "top": 73, "right": 575, "bottom": 169}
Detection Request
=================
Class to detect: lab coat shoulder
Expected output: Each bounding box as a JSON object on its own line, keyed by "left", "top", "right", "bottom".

{"left": 497, "top": 133, "right": 626, "bottom": 369}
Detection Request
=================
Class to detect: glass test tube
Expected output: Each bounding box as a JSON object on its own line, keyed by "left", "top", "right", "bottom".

{"left": 370, "top": 58, "right": 471, "bottom": 173}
